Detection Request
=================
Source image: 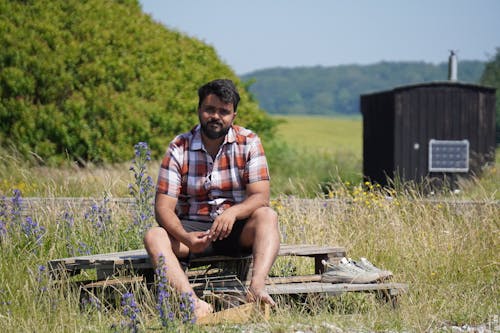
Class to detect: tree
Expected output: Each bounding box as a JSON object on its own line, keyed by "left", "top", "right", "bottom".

{"left": 0, "top": 0, "right": 275, "bottom": 164}
{"left": 480, "top": 47, "right": 500, "bottom": 144}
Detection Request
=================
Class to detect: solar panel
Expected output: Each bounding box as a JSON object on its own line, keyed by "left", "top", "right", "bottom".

{"left": 428, "top": 139, "right": 469, "bottom": 172}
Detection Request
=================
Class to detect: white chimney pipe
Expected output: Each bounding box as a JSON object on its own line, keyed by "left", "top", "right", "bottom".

{"left": 448, "top": 50, "right": 458, "bottom": 82}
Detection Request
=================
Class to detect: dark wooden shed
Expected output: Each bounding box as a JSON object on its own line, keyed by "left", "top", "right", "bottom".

{"left": 361, "top": 82, "right": 496, "bottom": 186}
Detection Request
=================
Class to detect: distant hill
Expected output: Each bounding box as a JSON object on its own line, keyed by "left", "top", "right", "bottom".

{"left": 241, "top": 61, "right": 485, "bottom": 116}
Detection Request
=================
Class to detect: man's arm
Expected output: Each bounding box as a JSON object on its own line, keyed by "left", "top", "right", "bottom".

{"left": 209, "top": 180, "right": 270, "bottom": 241}
{"left": 155, "top": 193, "right": 211, "bottom": 253}
{"left": 230, "top": 179, "right": 270, "bottom": 220}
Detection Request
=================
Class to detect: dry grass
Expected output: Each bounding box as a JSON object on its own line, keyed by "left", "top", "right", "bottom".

{"left": 269, "top": 188, "right": 498, "bottom": 331}
{"left": 2, "top": 179, "right": 497, "bottom": 332}
{"left": 0, "top": 125, "right": 498, "bottom": 331}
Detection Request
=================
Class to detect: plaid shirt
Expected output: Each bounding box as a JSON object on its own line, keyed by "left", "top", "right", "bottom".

{"left": 157, "top": 125, "right": 270, "bottom": 222}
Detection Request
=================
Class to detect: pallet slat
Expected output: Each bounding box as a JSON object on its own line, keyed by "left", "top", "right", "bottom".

{"left": 48, "top": 244, "right": 347, "bottom": 273}
{"left": 278, "top": 244, "right": 346, "bottom": 257}
{"left": 266, "top": 282, "right": 408, "bottom": 296}
{"left": 203, "top": 282, "right": 408, "bottom": 296}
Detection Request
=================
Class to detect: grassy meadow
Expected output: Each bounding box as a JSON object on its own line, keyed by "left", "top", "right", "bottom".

{"left": 266, "top": 116, "right": 363, "bottom": 196}
{"left": 273, "top": 115, "right": 363, "bottom": 156}
{"left": 0, "top": 116, "right": 499, "bottom": 332}
{"left": 276, "top": 116, "right": 363, "bottom": 158}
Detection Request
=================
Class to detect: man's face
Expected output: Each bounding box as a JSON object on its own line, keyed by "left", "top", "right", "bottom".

{"left": 198, "top": 94, "right": 236, "bottom": 140}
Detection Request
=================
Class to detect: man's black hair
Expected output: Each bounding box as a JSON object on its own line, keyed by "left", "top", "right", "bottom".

{"left": 198, "top": 79, "right": 240, "bottom": 112}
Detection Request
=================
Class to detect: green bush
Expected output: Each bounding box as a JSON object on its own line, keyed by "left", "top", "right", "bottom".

{"left": 480, "top": 47, "right": 500, "bottom": 144}
{"left": 0, "top": 0, "right": 275, "bottom": 165}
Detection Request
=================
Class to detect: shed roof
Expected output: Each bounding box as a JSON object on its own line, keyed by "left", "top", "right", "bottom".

{"left": 362, "top": 81, "right": 496, "bottom": 98}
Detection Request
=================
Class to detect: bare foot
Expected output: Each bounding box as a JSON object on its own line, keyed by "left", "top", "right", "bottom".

{"left": 194, "top": 298, "right": 213, "bottom": 320}
{"left": 247, "top": 285, "right": 276, "bottom": 307}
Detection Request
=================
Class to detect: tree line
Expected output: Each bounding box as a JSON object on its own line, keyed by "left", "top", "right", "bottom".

{"left": 241, "top": 61, "right": 486, "bottom": 116}
{"left": 243, "top": 56, "right": 500, "bottom": 143}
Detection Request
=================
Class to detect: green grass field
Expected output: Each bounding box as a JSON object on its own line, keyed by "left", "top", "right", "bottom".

{"left": 264, "top": 116, "right": 364, "bottom": 196}
{"left": 273, "top": 115, "right": 363, "bottom": 156}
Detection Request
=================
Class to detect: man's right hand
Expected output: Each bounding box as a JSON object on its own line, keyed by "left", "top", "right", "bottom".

{"left": 185, "top": 231, "right": 212, "bottom": 254}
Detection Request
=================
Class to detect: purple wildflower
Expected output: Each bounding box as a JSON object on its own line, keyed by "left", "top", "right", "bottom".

{"left": 156, "top": 255, "right": 174, "bottom": 327}
{"left": 134, "top": 142, "right": 151, "bottom": 161}
{"left": 58, "top": 210, "right": 77, "bottom": 256}
{"left": 0, "top": 220, "right": 6, "bottom": 238}
{"left": 21, "top": 216, "right": 45, "bottom": 246}
{"left": 0, "top": 195, "right": 7, "bottom": 237}
{"left": 81, "top": 294, "right": 102, "bottom": 311}
{"left": 84, "top": 198, "right": 111, "bottom": 235}
{"left": 1, "top": 189, "right": 23, "bottom": 239}
{"left": 77, "top": 241, "right": 91, "bottom": 255}
{"left": 37, "top": 265, "right": 48, "bottom": 292}
{"left": 10, "top": 189, "right": 23, "bottom": 222}
{"left": 61, "top": 211, "right": 74, "bottom": 228}
{"left": 121, "top": 292, "right": 140, "bottom": 332}
{"left": 128, "top": 142, "right": 154, "bottom": 235}
{"left": 180, "top": 292, "right": 196, "bottom": 324}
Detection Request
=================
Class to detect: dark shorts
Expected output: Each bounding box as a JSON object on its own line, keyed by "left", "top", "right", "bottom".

{"left": 181, "top": 219, "right": 252, "bottom": 259}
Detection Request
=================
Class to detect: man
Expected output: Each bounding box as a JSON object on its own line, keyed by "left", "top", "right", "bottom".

{"left": 144, "top": 79, "right": 280, "bottom": 319}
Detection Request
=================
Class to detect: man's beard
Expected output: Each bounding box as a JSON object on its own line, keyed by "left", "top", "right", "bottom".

{"left": 200, "top": 120, "right": 230, "bottom": 139}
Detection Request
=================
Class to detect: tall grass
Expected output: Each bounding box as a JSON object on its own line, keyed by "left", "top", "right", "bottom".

{"left": 270, "top": 188, "right": 498, "bottom": 331}
{"left": 1, "top": 181, "right": 497, "bottom": 331}
{"left": 0, "top": 116, "right": 498, "bottom": 331}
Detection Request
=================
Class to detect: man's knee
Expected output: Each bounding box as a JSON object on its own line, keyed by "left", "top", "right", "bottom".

{"left": 143, "top": 226, "right": 170, "bottom": 247}
{"left": 250, "top": 206, "right": 279, "bottom": 231}
{"left": 258, "top": 206, "right": 278, "bottom": 223}
{"left": 240, "top": 207, "right": 279, "bottom": 248}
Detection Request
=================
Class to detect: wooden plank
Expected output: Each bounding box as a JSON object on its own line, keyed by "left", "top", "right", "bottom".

{"left": 201, "top": 282, "right": 408, "bottom": 297}
{"left": 279, "top": 244, "right": 346, "bottom": 257}
{"left": 49, "top": 249, "right": 149, "bottom": 265}
{"left": 268, "top": 274, "right": 322, "bottom": 284}
{"left": 48, "top": 250, "right": 151, "bottom": 273}
{"left": 190, "top": 255, "right": 252, "bottom": 264}
{"left": 83, "top": 276, "right": 144, "bottom": 288}
{"left": 50, "top": 244, "right": 345, "bottom": 266}
{"left": 48, "top": 244, "right": 347, "bottom": 275}
{"left": 265, "top": 282, "right": 408, "bottom": 296}
{"left": 192, "top": 274, "right": 323, "bottom": 290}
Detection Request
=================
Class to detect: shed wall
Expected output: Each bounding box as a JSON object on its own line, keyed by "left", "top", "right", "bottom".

{"left": 361, "top": 91, "right": 395, "bottom": 185}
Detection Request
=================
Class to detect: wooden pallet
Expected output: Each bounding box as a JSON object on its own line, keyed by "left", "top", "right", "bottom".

{"left": 48, "top": 244, "right": 408, "bottom": 307}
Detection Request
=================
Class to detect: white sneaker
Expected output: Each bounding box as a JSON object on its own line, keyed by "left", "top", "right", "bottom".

{"left": 321, "top": 258, "right": 380, "bottom": 284}
{"left": 354, "top": 257, "right": 393, "bottom": 281}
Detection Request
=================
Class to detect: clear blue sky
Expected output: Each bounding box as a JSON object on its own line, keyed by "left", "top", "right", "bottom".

{"left": 139, "top": 0, "right": 500, "bottom": 75}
